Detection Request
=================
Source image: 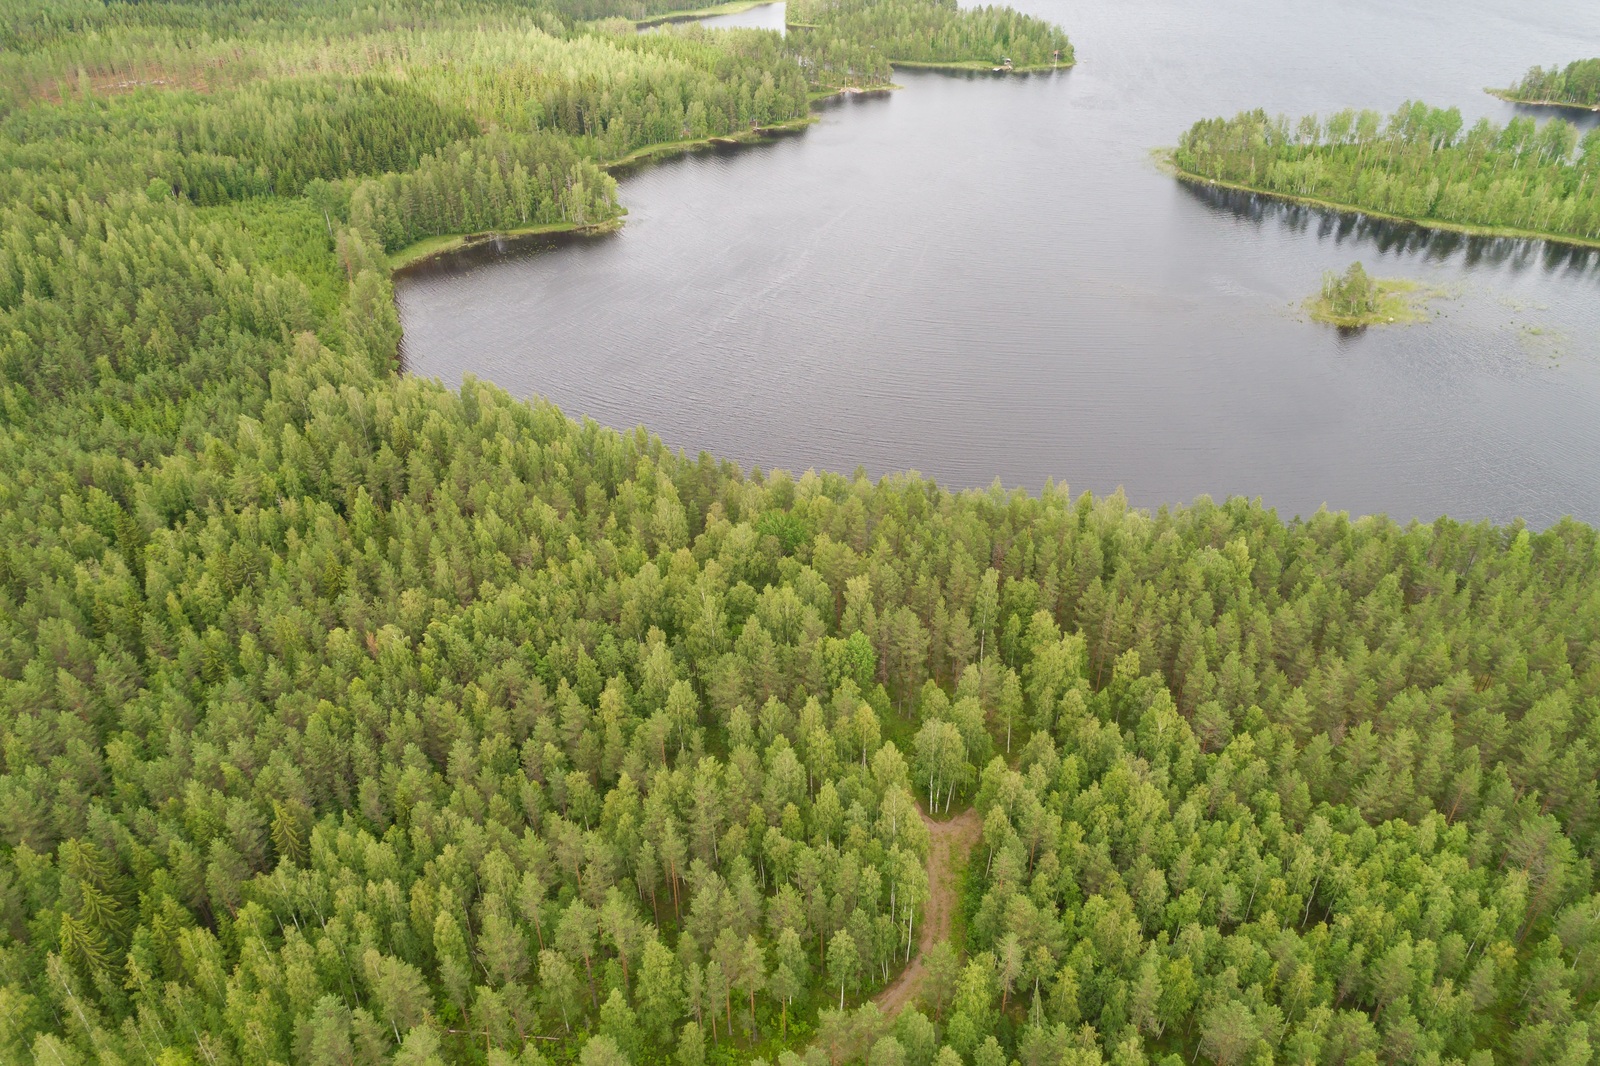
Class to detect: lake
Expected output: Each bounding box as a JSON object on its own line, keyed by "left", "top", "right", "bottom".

{"left": 396, "top": 0, "right": 1600, "bottom": 526}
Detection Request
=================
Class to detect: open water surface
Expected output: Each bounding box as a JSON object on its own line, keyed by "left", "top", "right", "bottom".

{"left": 398, "top": 0, "right": 1600, "bottom": 525}
{"left": 658, "top": 2, "right": 787, "bottom": 30}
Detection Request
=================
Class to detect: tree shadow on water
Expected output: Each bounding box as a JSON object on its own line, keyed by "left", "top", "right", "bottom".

{"left": 1178, "top": 179, "right": 1600, "bottom": 277}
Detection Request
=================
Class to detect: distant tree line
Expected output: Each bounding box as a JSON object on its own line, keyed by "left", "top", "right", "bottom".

{"left": 788, "top": 0, "right": 1072, "bottom": 73}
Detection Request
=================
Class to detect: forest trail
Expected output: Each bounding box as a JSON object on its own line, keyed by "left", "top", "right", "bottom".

{"left": 873, "top": 806, "right": 983, "bottom": 1019}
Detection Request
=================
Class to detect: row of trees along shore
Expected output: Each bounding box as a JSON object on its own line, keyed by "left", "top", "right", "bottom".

{"left": 4, "top": 1, "right": 1600, "bottom": 1066}
{"left": 1175, "top": 103, "right": 1600, "bottom": 244}
{"left": 1497, "top": 59, "right": 1600, "bottom": 109}
{"left": 787, "top": 0, "right": 1073, "bottom": 78}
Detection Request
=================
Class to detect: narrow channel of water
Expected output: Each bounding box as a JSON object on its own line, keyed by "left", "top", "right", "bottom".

{"left": 667, "top": 2, "right": 785, "bottom": 31}
{"left": 398, "top": 0, "right": 1600, "bottom": 526}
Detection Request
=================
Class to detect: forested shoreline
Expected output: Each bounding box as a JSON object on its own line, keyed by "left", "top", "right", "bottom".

{"left": 787, "top": 0, "right": 1072, "bottom": 76}
{"left": 1174, "top": 103, "right": 1600, "bottom": 248}
{"left": 4, "top": 3, "right": 1600, "bottom": 1066}
{"left": 1493, "top": 59, "right": 1600, "bottom": 111}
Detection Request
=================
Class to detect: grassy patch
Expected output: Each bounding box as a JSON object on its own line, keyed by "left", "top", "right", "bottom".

{"left": 952, "top": 835, "right": 980, "bottom": 956}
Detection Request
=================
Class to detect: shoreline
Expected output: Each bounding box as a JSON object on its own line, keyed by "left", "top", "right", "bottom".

{"left": 1485, "top": 88, "right": 1600, "bottom": 113}
{"left": 603, "top": 114, "right": 817, "bottom": 169}
{"left": 889, "top": 58, "right": 1071, "bottom": 73}
{"left": 389, "top": 117, "right": 819, "bottom": 273}
{"left": 387, "top": 219, "right": 623, "bottom": 271}
{"left": 782, "top": 21, "right": 1073, "bottom": 73}
{"left": 809, "top": 83, "right": 898, "bottom": 99}
{"left": 1168, "top": 158, "right": 1600, "bottom": 252}
{"left": 632, "top": 0, "right": 771, "bottom": 27}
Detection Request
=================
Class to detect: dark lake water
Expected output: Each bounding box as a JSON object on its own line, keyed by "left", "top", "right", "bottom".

{"left": 397, "top": 0, "right": 1600, "bottom": 526}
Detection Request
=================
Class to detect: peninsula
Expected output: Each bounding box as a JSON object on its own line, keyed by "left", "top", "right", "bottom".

{"left": 1174, "top": 103, "right": 1600, "bottom": 249}
{"left": 1491, "top": 58, "right": 1600, "bottom": 111}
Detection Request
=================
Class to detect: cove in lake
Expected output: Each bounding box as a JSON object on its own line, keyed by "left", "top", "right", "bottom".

{"left": 397, "top": 0, "right": 1600, "bottom": 527}
{"left": 648, "top": 1, "right": 787, "bottom": 31}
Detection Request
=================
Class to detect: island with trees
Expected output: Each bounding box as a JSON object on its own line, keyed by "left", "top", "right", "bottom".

{"left": 1306, "top": 262, "right": 1431, "bottom": 328}
{"left": 1173, "top": 102, "right": 1600, "bottom": 248}
{"left": 2, "top": 3, "right": 1600, "bottom": 1066}
{"left": 787, "top": 0, "right": 1073, "bottom": 74}
{"left": 1491, "top": 58, "right": 1600, "bottom": 111}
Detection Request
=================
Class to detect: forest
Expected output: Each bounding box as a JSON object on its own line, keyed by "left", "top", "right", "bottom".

{"left": 1173, "top": 103, "right": 1600, "bottom": 246}
{"left": 1495, "top": 59, "right": 1600, "bottom": 110}
{"left": 787, "top": 0, "right": 1072, "bottom": 73}
{"left": 3, "top": 1, "right": 1600, "bottom": 1066}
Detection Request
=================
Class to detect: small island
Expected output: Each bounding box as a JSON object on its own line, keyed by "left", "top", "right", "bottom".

{"left": 1491, "top": 58, "right": 1600, "bottom": 111}
{"left": 1307, "top": 262, "right": 1430, "bottom": 328}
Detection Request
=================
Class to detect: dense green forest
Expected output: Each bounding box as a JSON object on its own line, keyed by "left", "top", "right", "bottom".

{"left": 1174, "top": 103, "right": 1600, "bottom": 246}
{"left": 4, "top": 2, "right": 1600, "bottom": 1066}
{"left": 1495, "top": 59, "right": 1600, "bottom": 110}
{"left": 787, "top": 0, "right": 1071, "bottom": 74}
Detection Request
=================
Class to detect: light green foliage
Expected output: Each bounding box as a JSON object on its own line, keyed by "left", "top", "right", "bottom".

{"left": 1502, "top": 58, "right": 1600, "bottom": 109}
{"left": 895, "top": 1008, "right": 936, "bottom": 1066}
{"left": 582, "top": 1035, "right": 630, "bottom": 1066}
{"left": 963, "top": 592, "right": 1600, "bottom": 1063}
{"left": 914, "top": 719, "right": 968, "bottom": 812}
{"left": 1308, "top": 262, "right": 1430, "bottom": 328}
{"left": 678, "top": 1021, "right": 706, "bottom": 1066}
{"left": 789, "top": 0, "right": 1072, "bottom": 76}
{"left": 828, "top": 929, "right": 863, "bottom": 1007}
{"left": 921, "top": 942, "right": 962, "bottom": 1024}
{"left": 1, "top": 4, "right": 1597, "bottom": 1066}
{"left": 1320, "top": 261, "right": 1380, "bottom": 318}
{"left": 869, "top": 1034, "right": 907, "bottom": 1066}
{"left": 1177, "top": 102, "right": 1600, "bottom": 242}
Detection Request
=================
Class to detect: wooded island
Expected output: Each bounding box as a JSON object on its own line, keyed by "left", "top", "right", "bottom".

{"left": 1306, "top": 262, "right": 1430, "bottom": 328}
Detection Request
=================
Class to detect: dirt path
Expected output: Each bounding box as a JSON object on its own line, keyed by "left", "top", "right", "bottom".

{"left": 873, "top": 806, "right": 982, "bottom": 1018}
